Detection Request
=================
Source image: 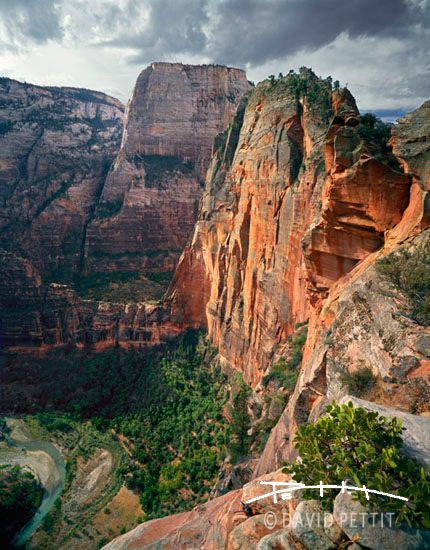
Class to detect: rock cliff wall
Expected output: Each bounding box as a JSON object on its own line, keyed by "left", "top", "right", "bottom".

{"left": 1, "top": 65, "right": 251, "bottom": 348}
{"left": 104, "top": 76, "right": 430, "bottom": 550}
{"left": 84, "top": 63, "right": 252, "bottom": 275}
{"left": 167, "top": 69, "right": 419, "bottom": 386}
{"left": 0, "top": 78, "right": 124, "bottom": 279}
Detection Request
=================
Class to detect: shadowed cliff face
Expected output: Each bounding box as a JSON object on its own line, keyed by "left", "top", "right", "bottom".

{"left": 0, "top": 65, "right": 251, "bottom": 348}
{"left": 166, "top": 70, "right": 416, "bottom": 386}
{"left": 84, "top": 63, "right": 252, "bottom": 276}
{"left": 101, "top": 87, "right": 430, "bottom": 550}
{"left": 0, "top": 78, "right": 124, "bottom": 279}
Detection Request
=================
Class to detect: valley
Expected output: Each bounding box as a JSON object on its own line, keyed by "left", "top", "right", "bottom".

{"left": 0, "top": 63, "right": 429, "bottom": 550}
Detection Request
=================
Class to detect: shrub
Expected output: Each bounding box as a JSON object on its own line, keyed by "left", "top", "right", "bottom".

{"left": 263, "top": 328, "right": 307, "bottom": 389}
{"left": 375, "top": 243, "right": 430, "bottom": 325}
{"left": 340, "top": 366, "right": 375, "bottom": 395}
{"left": 358, "top": 113, "right": 392, "bottom": 148}
{"left": 282, "top": 402, "right": 430, "bottom": 528}
{"left": 0, "top": 467, "right": 44, "bottom": 542}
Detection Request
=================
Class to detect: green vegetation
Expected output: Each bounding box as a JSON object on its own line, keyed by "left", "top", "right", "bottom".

{"left": 228, "top": 375, "right": 252, "bottom": 463}
{"left": 251, "top": 393, "right": 288, "bottom": 454}
{"left": 358, "top": 113, "right": 392, "bottom": 148}
{"left": 357, "top": 113, "right": 403, "bottom": 172}
{"left": 94, "top": 200, "right": 123, "bottom": 220}
{"left": 114, "top": 334, "right": 229, "bottom": 519}
{"left": 30, "top": 418, "right": 126, "bottom": 547}
{"left": 133, "top": 154, "right": 194, "bottom": 187}
{"left": 3, "top": 331, "right": 232, "bottom": 522}
{"left": 73, "top": 270, "right": 173, "bottom": 303}
{"left": 340, "top": 366, "right": 376, "bottom": 395}
{"left": 375, "top": 243, "right": 430, "bottom": 325}
{"left": 0, "top": 465, "right": 44, "bottom": 543}
{"left": 42, "top": 498, "right": 62, "bottom": 535}
{"left": 283, "top": 402, "right": 430, "bottom": 528}
{"left": 0, "top": 418, "right": 10, "bottom": 441}
{"left": 264, "top": 68, "right": 334, "bottom": 122}
{"left": 263, "top": 327, "right": 307, "bottom": 389}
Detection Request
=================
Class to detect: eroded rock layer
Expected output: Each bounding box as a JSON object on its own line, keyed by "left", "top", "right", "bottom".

{"left": 84, "top": 63, "right": 252, "bottom": 275}
{"left": 1, "top": 65, "right": 251, "bottom": 348}
{"left": 167, "top": 69, "right": 418, "bottom": 386}
{"left": 104, "top": 77, "right": 430, "bottom": 550}
{"left": 0, "top": 78, "right": 124, "bottom": 279}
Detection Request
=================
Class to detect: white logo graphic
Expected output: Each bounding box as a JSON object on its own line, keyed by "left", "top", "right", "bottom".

{"left": 245, "top": 480, "right": 408, "bottom": 505}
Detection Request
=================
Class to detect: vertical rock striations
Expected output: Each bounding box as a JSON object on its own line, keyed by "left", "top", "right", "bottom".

{"left": 84, "top": 63, "right": 252, "bottom": 276}
{"left": 0, "top": 66, "right": 251, "bottom": 348}
{"left": 0, "top": 78, "right": 124, "bottom": 279}
{"left": 166, "top": 69, "right": 421, "bottom": 386}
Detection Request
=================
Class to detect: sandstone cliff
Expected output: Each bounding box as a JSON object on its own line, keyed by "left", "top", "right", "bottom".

{"left": 166, "top": 68, "right": 418, "bottom": 386}
{"left": 102, "top": 72, "right": 430, "bottom": 550}
{"left": 84, "top": 63, "right": 252, "bottom": 276}
{"left": 1, "top": 65, "right": 251, "bottom": 348}
{"left": 0, "top": 78, "right": 124, "bottom": 279}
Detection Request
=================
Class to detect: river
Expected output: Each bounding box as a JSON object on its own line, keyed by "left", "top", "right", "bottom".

{"left": 3, "top": 420, "right": 66, "bottom": 547}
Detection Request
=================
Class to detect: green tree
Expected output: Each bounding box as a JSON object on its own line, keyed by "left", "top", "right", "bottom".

{"left": 283, "top": 402, "right": 430, "bottom": 528}
{"left": 375, "top": 243, "right": 430, "bottom": 325}
{"left": 228, "top": 381, "right": 251, "bottom": 463}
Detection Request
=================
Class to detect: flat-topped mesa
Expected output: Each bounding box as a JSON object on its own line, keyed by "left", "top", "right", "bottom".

{"left": 123, "top": 62, "right": 251, "bottom": 178}
{"left": 166, "top": 69, "right": 416, "bottom": 386}
{"left": 84, "top": 63, "right": 252, "bottom": 276}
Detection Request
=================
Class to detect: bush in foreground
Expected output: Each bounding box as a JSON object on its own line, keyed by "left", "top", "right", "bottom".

{"left": 283, "top": 402, "right": 430, "bottom": 528}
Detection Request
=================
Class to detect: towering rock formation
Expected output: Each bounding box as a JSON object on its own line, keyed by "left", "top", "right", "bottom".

{"left": 166, "top": 68, "right": 417, "bottom": 385}
{"left": 0, "top": 78, "right": 124, "bottom": 279}
{"left": 102, "top": 71, "right": 430, "bottom": 550}
{"left": 84, "top": 63, "right": 252, "bottom": 276}
{"left": 0, "top": 65, "right": 251, "bottom": 348}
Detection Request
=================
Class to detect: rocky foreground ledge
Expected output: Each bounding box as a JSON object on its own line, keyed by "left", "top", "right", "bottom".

{"left": 103, "top": 399, "right": 430, "bottom": 549}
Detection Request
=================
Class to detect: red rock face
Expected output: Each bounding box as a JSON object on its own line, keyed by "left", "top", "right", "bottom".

{"left": 304, "top": 114, "right": 411, "bottom": 298}
{"left": 166, "top": 72, "right": 417, "bottom": 386}
{"left": 84, "top": 63, "right": 252, "bottom": 276}
{"left": 0, "top": 250, "right": 178, "bottom": 349}
{"left": 101, "top": 469, "right": 290, "bottom": 550}
{"left": 0, "top": 66, "right": 251, "bottom": 348}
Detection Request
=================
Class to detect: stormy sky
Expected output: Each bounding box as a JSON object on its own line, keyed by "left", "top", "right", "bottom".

{"left": 0, "top": 0, "right": 429, "bottom": 113}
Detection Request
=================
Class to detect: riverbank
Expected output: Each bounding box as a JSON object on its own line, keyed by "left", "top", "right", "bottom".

{"left": 0, "top": 418, "right": 66, "bottom": 547}
{"left": 0, "top": 414, "right": 141, "bottom": 550}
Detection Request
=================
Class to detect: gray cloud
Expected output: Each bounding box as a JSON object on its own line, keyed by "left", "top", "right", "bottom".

{"left": 206, "top": 0, "right": 415, "bottom": 66}
{"left": 86, "top": 0, "right": 428, "bottom": 69}
{"left": 96, "top": 0, "right": 209, "bottom": 63}
{"left": 0, "top": 0, "right": 428, "bottom": 111}
{"left": 0, "top": 0, "right": 63, "bottom": 49}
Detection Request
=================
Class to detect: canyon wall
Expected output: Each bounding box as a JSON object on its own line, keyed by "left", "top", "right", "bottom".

{"left": 103, "top": 74, "right": 430, "bottom": 550}
{"left": 84, "top": 63, "right": 252, "bottom": 276}
{"left": 167, "top": 68, "right": 418, "bottom": 386}
{"left": 1, "top": 65, "right": 251, "bottom": 348}
{"left": 0, "top": 78, "right": 124, "bottom": 279}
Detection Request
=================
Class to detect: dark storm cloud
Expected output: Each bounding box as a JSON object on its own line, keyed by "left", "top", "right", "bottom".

{"left": 94, "top": 0, "right": 428, "bottom": 68}
{"left": 0, "top": 0, "right": 63, "bottom": 49}
{"left": 1, "top": 0, "right": 428, "bottom": 70}
{"left": 101, "top": 0, "right": 209, "bottom": 63}
{"left": 207, "top": 0, "right": 416, "bottom": 66}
